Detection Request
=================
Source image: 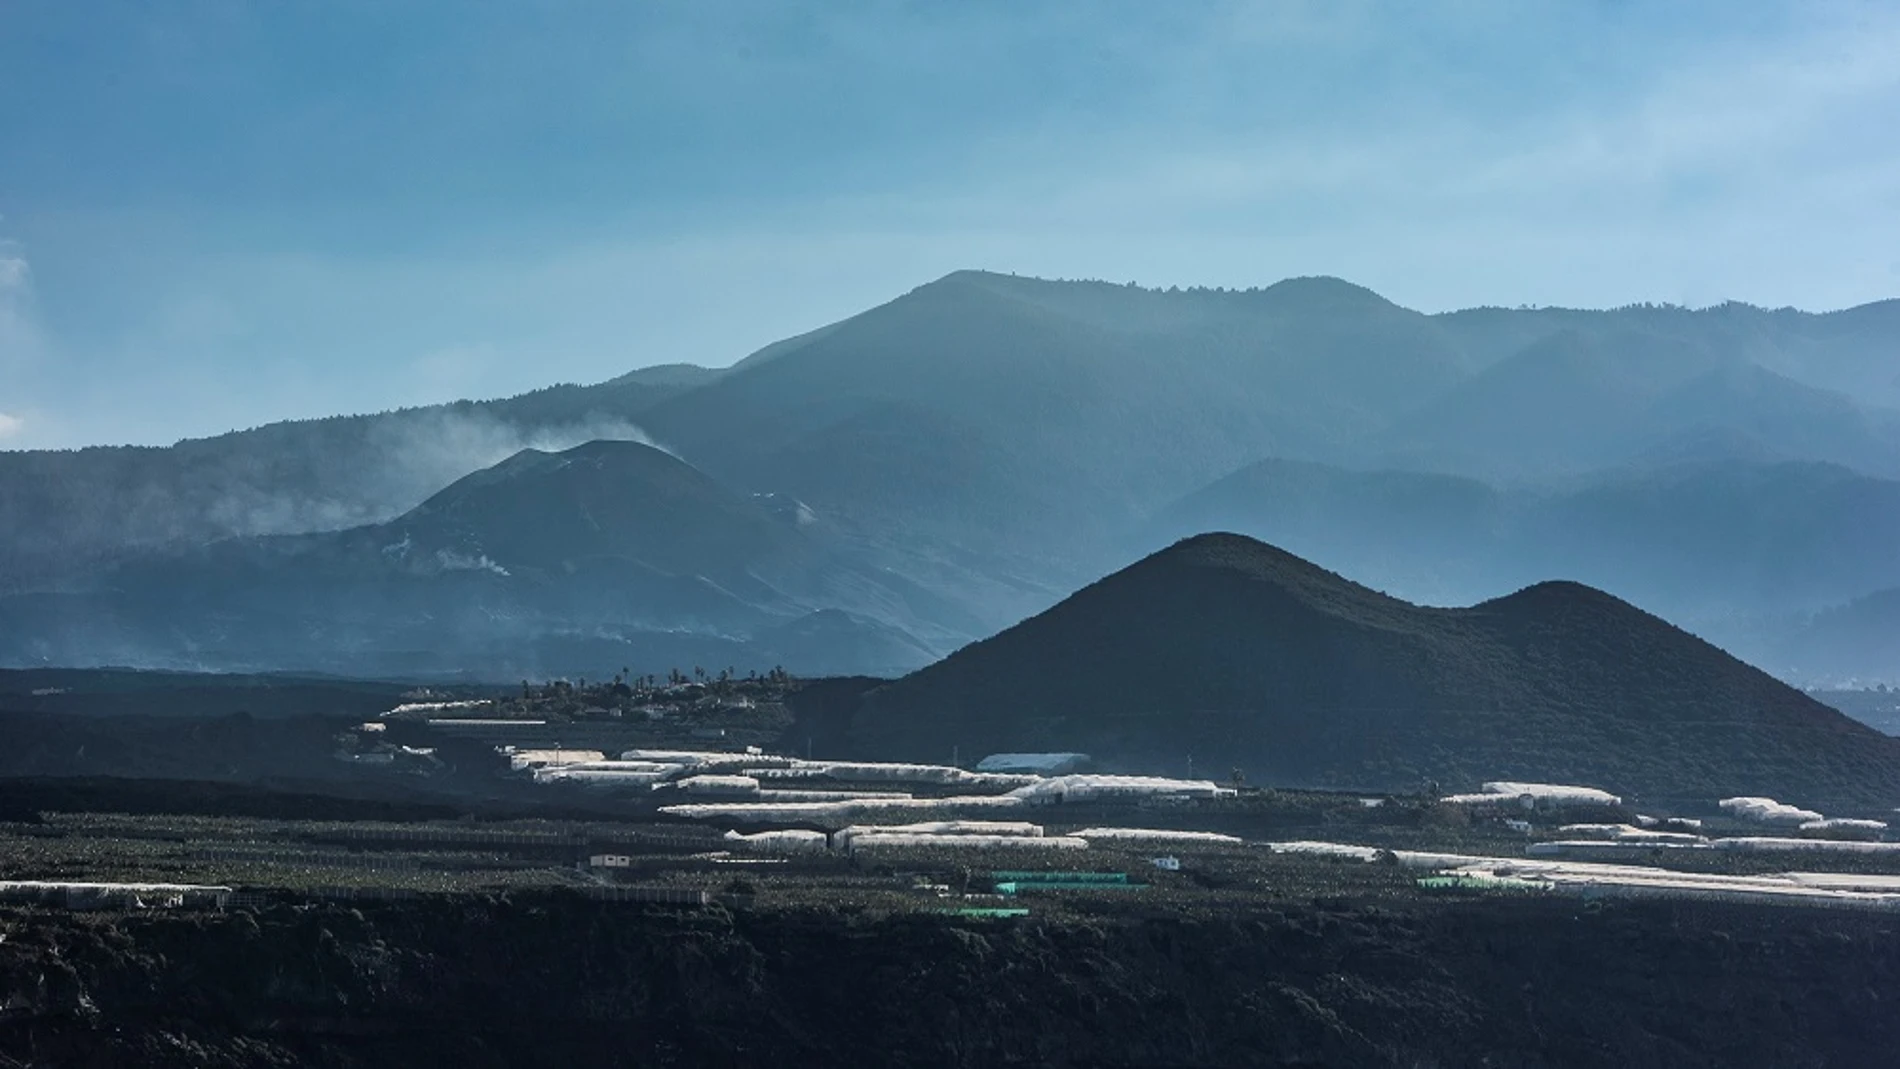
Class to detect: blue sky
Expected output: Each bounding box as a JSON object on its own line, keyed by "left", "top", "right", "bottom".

{"left": 2, "top": 0, "right": 1897, "bottom": 449}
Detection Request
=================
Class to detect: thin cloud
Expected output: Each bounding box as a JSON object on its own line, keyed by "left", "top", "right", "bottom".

{"left": 6, "top": 2, "right": 1898, "bottom": 447}
{"left": 0, "top": 240, "right": 45, "bottom": 382}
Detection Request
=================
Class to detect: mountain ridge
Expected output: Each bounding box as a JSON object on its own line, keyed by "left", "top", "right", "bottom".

{"left": 8, "top": 270, "right": 1900, "bottom": 682}
{"left": 852, "top": 533, "right": 1900, "bottom": 808}
{"left": 0, "top": 440, "right": 959, "bottom": 680}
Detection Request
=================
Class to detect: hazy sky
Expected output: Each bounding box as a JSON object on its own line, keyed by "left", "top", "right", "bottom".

{"left": 3, "top": 1, "right": 1898, "bottom": 449}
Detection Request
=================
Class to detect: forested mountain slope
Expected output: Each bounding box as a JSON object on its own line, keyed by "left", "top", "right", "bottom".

{"left": 853, "top": 534, "right": 1900, "bottom": 808}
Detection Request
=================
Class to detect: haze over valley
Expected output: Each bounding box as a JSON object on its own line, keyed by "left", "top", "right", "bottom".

{"left": 5, "top": 270, "right": 1898, "bottom": 687}
{"left": 11, "top": 6, "right": 1900, "bottom": 1065}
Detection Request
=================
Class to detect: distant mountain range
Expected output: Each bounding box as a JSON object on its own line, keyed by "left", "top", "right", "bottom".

{"left": 850, "top": 534, "right": 1900, "bottom": 810}
{"left": 3, "top": 270, "right": 1898, "bottom": 683}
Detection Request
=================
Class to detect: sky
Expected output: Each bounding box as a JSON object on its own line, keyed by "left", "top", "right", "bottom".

{"left": 2, "top": 0, "right": 1898, "bottom": 449}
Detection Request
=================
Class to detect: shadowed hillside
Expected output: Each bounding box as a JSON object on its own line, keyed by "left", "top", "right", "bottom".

{"left": 0, "top": 441, "right": 956, "bottom": 679}
{"left": 394, "top": 439, "right": 811, "bottom": 581}
{"left": 852, "top": 534, "right": 1900, "bottom": 809}
{"left": 0, "top": 370, "right": 708, "bottom": 592}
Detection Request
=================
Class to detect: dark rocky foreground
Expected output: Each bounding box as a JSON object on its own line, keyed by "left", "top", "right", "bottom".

{"left": 3, "top": 894, "right": 1897, "bottom": 1068}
